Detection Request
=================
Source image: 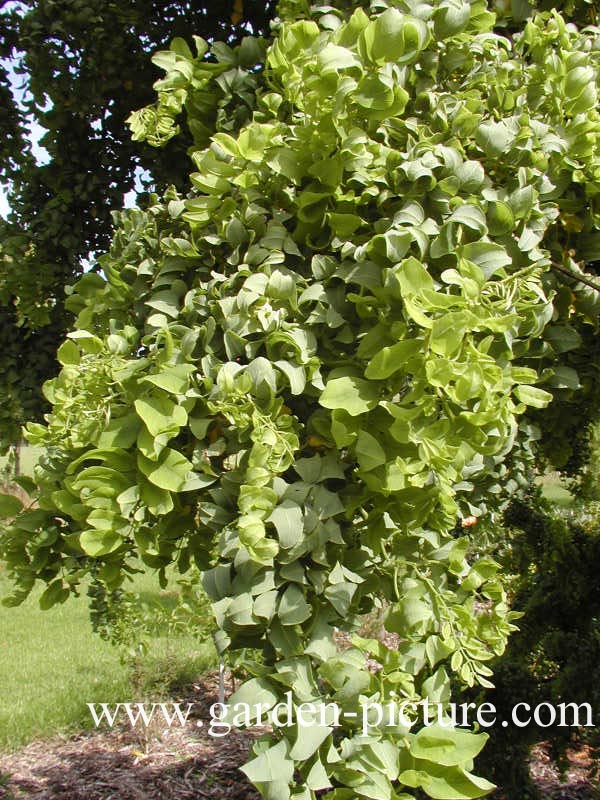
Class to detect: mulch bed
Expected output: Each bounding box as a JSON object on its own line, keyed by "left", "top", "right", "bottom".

{"left": 0, "top": 672, "right": 598, "bottom": 800}
{"left": 526, "top": 742, "right": 599, "bottom": 800}
{"left": 0, "top": 673, "right": 261, "bottom": 800}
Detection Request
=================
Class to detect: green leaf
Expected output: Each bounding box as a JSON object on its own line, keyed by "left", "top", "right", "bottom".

{"left": 513, "top": 385, "right": 553, "bottom": 408}
{"left": 328, "top": 213, "right": 363, "bottom": 239}
{"left": 365, "top": 340, "right": 421, "bottom": 380}
{"left": 142, "top": 364, "right": 194, "bottom": 394}
{"left": 254, "top": 590, "right": 279, "bottom": 621}
{"left": 545, "top": 326, "right": 582, "bottom": 353}
{"left": 433, "top": 1, "right": 471, "bottom": 38}
{"left": 355, "top": 430, "right": 387, "bottom": 472}
{"left": 39, "top": 580, "right": 69, "bottom": 610}
{"left": 422, "top": 666, "right": 451, "bottom": 705}
{"left": 318, "top": 43, "right": 361, "bottom": 73}
{"left": 475, "top": 120, "right": 513, "bottom": 156}
{"left": 425, "top": 635, "right": 454, "bottom": 669}
{"left": 0, "top": 493, "right": 23, "bottom": 518}
{"left": 410, "top": 723, "right": 488, "bottom": 767}
{"left": 368, "top": 9, "right": 428, "bottom": 63}
{"left": 386, "top": 597, "right": 431, "bottom": 634}
{"left": 67, "top": 329, "right": 103, "bottom": 354}
{"left": 430, "top": 312, "right": 472, "bottom": 357}
{"left": 290, "top": 724, "right": 333, "bottom": 761}
{"left": 305, "top": 619, "right": 338, "bottom": 662}
{"left": 241, "top": 739, "right": 294, "bottom": 785}
{"left": 320, "top": 376, "right": 379, "bottom": 416}
{"left": 371, "top": 9, "right": 406, "bottom": 61}
{"left": 278, "top": 584, "right": 312, "bottom": 625}
{"left": 226, "top": 677, "right": 280, "bottom": 721}
{"left": 145, "top": 290, "right": 180, "bottom": 318}
{"left": 238, "top": 124, "right": 276, "bottom": 163}
{"left": 449, "top": 205, "right": 487, "bottom": 234}
{"left": 80, "top": 529, "right": 123, "bottom": 557}
{"left": 486, "top": 201, "right": 514, "bottom": 236}
{"left": 275, "top": 360, "right": 306, "bottom": 395}
{"left": 324, "top": 581, "right": 356, "bottom": 616}
{"left": 97, "top": 414, "right": 141, "bottom": 449}
{"left": 545, "top": 366, "right": 580, "bottom": 390}
{"left": 330, "top": 409, "right": 360, "bottom": 448}
{"left": 137, "top": 448, "right": 195, "bottom": 492}
{"left": 354, "top": 75, "right": 395, "bottom": 111}
{"left": 369, "top": 230, "right": 412, "bottom": 264}
{"left": 460, "top": 243, "right": 511, "bottom": 278}
{"left": 400, "top": 762, "right": 495, "bottom": 800}
{"left": 268, "top": 501, "right": 304, "bottom": 548}
{"left": 140, "top": 479, "right": 174, "bottom": 516}
{"left": 57, "top": 339, "right": 80, "bottom": 366}
{"left": 267, "top": 148, "right": 304, "bottom": 183}
{"left": 397, "top": 257, "right": 435, "bottom": 297}
{"left": 134, "top": 395, "right": 187, "bottom": 437}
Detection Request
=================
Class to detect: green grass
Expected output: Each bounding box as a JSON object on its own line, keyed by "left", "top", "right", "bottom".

{"left": 538, "top": 472, "right": 574, "bottom": 508}
{"left": 0, "top": 445, "right": 42, "bottom": 478}
{"left": 0, "top": 569, "right": 216, "bottom": 751}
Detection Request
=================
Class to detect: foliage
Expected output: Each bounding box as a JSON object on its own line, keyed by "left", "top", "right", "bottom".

{"left": 88, "top": 565, "right": 215, "bottom": 660}
{"left": 492, "top": 0, "right": 599, "bottom": 28}
{"left": 578, "top": 422, "right": 600, "bottom": 501}
{"left": 0, "top": 0, "right": 276, "bottom": 449}
{"left": 0, "top": 770, "right": 16, "bottom": 800}
{"left": 469, "top": 496, "right": 600, "bottom": 798}
{"left": 2, "top": 1, "right": 600, "bottom": 798}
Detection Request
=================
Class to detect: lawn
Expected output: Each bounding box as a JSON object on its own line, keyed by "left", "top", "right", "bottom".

{"left": 0, "top": 568, "right": 216, "bottom": 751}
{"left": 538, "top": 471, "right": 575, "bottom": 507}
{"left": 0, "top": 445, "right": 43, "bottom": 479}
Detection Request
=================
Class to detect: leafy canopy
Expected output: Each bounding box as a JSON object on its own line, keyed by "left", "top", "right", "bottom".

{"left": 0, "top": 0, "right": 276, "bottom": 448}
{"left": 2, "top": 1, "right": 600, "bottom": 799}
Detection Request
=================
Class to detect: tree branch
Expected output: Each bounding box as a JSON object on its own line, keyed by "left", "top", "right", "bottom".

{"left": 551, "top": 262, "right": 600, "bottom": 294}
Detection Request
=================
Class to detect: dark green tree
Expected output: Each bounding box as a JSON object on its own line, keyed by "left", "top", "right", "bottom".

{"left": 470, "top": 496, "right": 600, "bottom": 798}
{"left": 0, "top": 0, "right": 276, "bottom": 449}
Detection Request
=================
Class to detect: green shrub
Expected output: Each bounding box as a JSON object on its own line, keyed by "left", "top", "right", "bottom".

{"left": 2, "top": 2, "right": 600, "bottom": 798}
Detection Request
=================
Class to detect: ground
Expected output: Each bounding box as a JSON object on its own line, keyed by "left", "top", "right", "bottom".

{"left": 0, "top": 671, "right": 598, "bottom": 800}
{"left": 0, "top": 673, "right": 260, "bottom": 800}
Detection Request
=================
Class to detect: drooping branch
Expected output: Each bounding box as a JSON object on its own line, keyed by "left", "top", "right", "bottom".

{"left": 551, "top": 262, "right": 600, "bottom": 294}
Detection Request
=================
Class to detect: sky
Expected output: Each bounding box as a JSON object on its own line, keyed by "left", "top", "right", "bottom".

{"left": 0, "top": 190, "right": 9, "bottom": 219}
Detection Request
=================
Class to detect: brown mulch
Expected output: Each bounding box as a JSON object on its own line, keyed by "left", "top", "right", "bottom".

{"left": 527, "top": 742, "right": 599, "bottom": 800}
{"left": 0, "top": 673, "right": 261, "bottom": 800}
{"left": 0, "top": 672, "right": 598, "bottom": 799}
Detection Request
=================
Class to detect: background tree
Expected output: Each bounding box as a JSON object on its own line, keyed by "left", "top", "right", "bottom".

{"left": 0, "top": 0, "right": 276, "bottom": 449}
{"left": 471, "top": 495, "right": 600, "bottom": 798}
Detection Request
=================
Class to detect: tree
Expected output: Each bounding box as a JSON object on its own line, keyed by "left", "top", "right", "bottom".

{"left": 471, "top": 496, "right": 600, "bottom": 798}
{"left": 0, "top": 0, "right": 276, "bottom": 448}
{"left": 2, "top": 1, "right": 600, "bottom": 799}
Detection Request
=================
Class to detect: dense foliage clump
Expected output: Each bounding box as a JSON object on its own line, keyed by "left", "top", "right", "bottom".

{"left": 2, "top": 1, "right": 600, "bottom": 798}
{"left": 0, "top": 0, "right": 277, "bottom": 448}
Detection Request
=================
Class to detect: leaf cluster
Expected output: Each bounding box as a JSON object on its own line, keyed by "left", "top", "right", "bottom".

{"left": 2, "top": 2, "right": 600, "bottom": 798}
{"left": 0, "top": 0, "right": 276, "bottom": 448}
